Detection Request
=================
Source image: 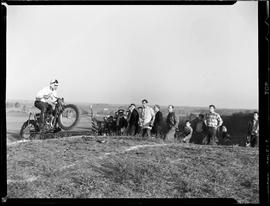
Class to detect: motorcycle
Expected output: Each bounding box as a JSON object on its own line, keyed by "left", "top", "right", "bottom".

{"left": 20, "top": 98, "right": 80, "bottom": 140}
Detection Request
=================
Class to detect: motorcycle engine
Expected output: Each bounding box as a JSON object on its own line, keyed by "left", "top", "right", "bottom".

{"left": 44, "top": 115, "right": 53, "bottom": 128}
{"left": 35, "top": 113, "right": 41, "bottom": 122}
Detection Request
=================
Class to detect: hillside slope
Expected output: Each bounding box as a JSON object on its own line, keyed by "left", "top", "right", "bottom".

{"left": 7, "top": 136, "right": 258, "bottom": 203}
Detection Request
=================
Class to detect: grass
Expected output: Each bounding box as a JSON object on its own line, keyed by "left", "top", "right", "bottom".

{"left": 7, "top": 135, "right": 259, "bottom": 203}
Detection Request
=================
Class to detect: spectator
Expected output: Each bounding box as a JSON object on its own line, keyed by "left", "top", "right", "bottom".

{"left": 190, "top": 114, "right": 206, "bottom": 144}
{"left": 126, "top": 104, "right": 139, "bottom": 136}
{"left": 181, "top": 120, "right": 193, "bottom": 143}
{"left": 219, "top": 125, "right": 231, "bottom": 145}
{"left": 137, "top": 106, "right": 143, "bottom": 136}
{"left": 126, "top": 107, "right": 131, "bottom": 121}
{"left": 164, "top": 105, "right": 177, "bottom": 142}
{"left": 109, "top": 111, "right": 118, "bottom": 135}
{"left": 123, "top": 107, "right": 131, "bottom": 135}
{"left": 141, "top": 99, "right": 155, "bottom": 138}
{"left": 246, "top": 112, "right": 259, "bottom": 147}
{"left": 203, "top": 105, "right": 223, "bottom": 145}
{"left": 105, "top": 115, "right": 115, "bottom": 136}
{"left": 152, "top": 105, "right": 164, "bottom": 138}
{"left": 116, "top": 109, "right": 127, "bottom": 135}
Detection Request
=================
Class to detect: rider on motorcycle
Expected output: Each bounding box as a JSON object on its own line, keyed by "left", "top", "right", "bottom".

{"left": 34, "top": 79, "right": 59, "bottom": 130}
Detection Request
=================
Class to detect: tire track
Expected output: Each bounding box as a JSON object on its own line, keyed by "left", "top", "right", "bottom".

{"left": 7, "top": 137, "right": 174, "bottom": 184}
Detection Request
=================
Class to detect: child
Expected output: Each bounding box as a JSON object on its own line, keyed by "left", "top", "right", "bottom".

{"left": 182, "top": 120, "right": 193, "bottom": 143}
{"left": 219, "top": 125, "right": 231, "bottom": 145}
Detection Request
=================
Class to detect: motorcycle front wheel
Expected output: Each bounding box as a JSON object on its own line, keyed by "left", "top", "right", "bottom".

{"left": 19, "top": 120, "right": 39, "bottom": 140}
{"left": 57, "top": 104, "right": 79, "bottom": 130}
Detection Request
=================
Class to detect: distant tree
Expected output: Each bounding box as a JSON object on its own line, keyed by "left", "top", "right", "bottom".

{"left": 14, "top": 102, "right": 20, "bottom": 108}
{"left": 221, "top": 112, "right": 254, "bottom": 145}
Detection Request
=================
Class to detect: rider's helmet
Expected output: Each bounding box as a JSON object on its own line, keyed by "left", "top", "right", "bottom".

{"left": 50, "top": 78, "right": 59, "bottom": 86}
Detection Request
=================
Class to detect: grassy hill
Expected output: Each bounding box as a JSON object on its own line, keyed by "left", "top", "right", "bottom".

{"left": 7, "top": 136, "right": 259, "bottom": 203}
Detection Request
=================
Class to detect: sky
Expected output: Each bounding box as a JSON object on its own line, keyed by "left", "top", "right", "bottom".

{"left": 6, "top": 2, "right": 258, "bottom": 109}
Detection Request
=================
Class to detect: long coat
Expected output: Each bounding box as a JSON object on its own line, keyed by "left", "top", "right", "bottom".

{"left": 128, "top": 109, "right": 139, "bottom": 128}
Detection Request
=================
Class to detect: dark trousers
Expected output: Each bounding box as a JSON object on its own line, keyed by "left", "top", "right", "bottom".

{"left": 127, "top": 124, "right": 137, "bottom": 136}
{"left": 116, "top": 126, "right": 122, "bottom": 136}
{"left": 152, "top": 126, "right": 163, "bottom": 138}
{"left": 190, "top": 132, "right": 205, "bottom": 144}
{"left": 142, "top": 128, "right": 151, "bottom": 138}
{"left": 204, "top": 126, "right": 218, "bottom": 145}
{"left": 34, "top": 100, "right": 53, "bottom": 125}
{"left": 137, "top": 126, "right": 142, "bottom": 136}
{"left": 247, "top": 135, "right": 259, "bottom": 147}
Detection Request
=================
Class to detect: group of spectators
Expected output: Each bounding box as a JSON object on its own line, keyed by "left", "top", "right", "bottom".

{"left": 34, "top": 79, "right": 259, "bottom": 147}
{"left": 111, "top": 99, "right": 259, "bottom": 147}
{"left": 123, "top": 99, "right": 178, "bottom": 142}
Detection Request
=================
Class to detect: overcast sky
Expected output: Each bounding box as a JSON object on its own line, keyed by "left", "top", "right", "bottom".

{"left": 6, "top": 2, "right": 258, "bottom": 109}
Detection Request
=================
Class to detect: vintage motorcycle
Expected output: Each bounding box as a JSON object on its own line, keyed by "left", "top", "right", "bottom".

{"left": 20, "top": 98, "right": 80, "bottom": 139}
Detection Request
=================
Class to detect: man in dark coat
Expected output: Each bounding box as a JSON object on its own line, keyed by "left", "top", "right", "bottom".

{"left": 137, "top": 106, "right": 143, "bottom": 136}
{"left": 152, "top": 105, "right": 164, "bottom": 138}
{"left": 246, "top": 112, "right": 259, "bottom": 147}
{"left": 126, "top": 104, "right": 139, "bottom": 136}
{"left": 164, "top": 105, "right": 177, "bottom": 142}
{"left": 190, "top": 114, "right": 206, "bottom": 144}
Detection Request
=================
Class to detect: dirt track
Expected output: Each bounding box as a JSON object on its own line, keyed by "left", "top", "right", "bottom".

{"left": 6, "top": 111, "right": 92, "bottom": 144}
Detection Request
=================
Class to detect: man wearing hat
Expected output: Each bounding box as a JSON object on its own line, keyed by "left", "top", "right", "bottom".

{"left": 34, "top": 79, "right": 59, "bottom": 130}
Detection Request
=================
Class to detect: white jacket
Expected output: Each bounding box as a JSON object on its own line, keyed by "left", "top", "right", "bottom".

{"left": 142, "top": 106, "right": 155, "bottom": 128}
{"left": 36, "top": 86, "right": 58, "bottom": 103}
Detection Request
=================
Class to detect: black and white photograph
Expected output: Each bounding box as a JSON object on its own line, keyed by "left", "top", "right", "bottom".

{"left": 3, "top": 1, "right": 263, "bottom": 203}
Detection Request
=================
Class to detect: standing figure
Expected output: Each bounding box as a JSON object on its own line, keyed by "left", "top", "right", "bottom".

{"left": 126, "top": 104, "right": 139, "bottom": 136}
{"left": 190, "top": 114, "right": 206, "bottom": 144}
{"left": 246, "top": 112, "right": 259, "bottom": 147}
{"left": 137, "top": 106, "right": 143, "bottom": 136}
{"left": 152, "top": 105, "right": 164, "bottom": 138}
{"left": 203, "top": 105, "right": 223, "bottom": 145}
{"left": 164, "top": 105, "right": 177, "bottom": 142}
{"left": 141, "top": 99, "right": 155, "bottom": 138}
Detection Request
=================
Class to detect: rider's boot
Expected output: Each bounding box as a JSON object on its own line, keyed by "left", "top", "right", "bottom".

{"left": 39, "top": 113, "right": 46, "bottom": 133}
{"left": 54, "top": 127, "right": 61, "bottom": 133}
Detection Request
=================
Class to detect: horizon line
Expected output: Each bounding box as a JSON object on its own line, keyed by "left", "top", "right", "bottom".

{"left": 5, "top": 98, "right": 257, "bottom": 111}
